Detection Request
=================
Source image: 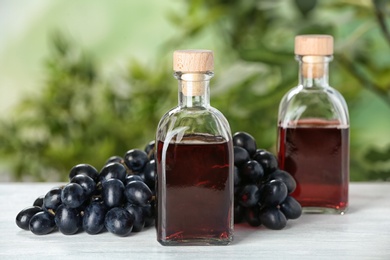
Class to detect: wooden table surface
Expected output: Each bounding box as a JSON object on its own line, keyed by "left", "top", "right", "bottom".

{"left": 1, "top": 182, "right": 389, "bottom": 259}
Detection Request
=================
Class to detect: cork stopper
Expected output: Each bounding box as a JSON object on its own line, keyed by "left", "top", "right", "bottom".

{"left": 295, "top": 35, "right": 333, "bottom": 56}
{"left": 173, "top": 50, "right": 214, "bottom": 72}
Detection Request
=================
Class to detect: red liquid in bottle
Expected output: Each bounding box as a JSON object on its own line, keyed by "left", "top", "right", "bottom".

{"left": 278, "top": 119, "right": 349, "bottom": 213}
{"left": 156, "top": 134, "right": 233, "bottom": 245}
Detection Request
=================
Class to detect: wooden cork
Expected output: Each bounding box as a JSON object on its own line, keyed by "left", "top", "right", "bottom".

{"left": 295, "top": 35, "right": 333, "bottom": 78}
{"left": 174, "top": 50, "right": 214, "bottom": 96}
{"left": 301, "top": 56, "right": 327, "bottom": 78}
{"left": 180, "top": 74, "right": 206, "bottom": 96}
{"left": 295, "top": 35, "right": 333, "bottom": 56}
{"left": 173, "top": 50, "right": 214, "bottom": 72}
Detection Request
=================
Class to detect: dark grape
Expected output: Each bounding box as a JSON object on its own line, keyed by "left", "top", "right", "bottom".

{"left": 55, "top": 204, "right": 81, "bottom": 235}
{"left": 280, "top": 196, "right": 302, "bottom": 219}
{"left": 268, "top": 169, "right": 297, "bottom": 194}
{"left": 105, "top": 156, "right": 123, "bottom": 165}
{"left": 124, "top": 174, "right": 144, "bottom": 186}
{"left": 260, "top": 180, "right": 288, "bottom": 206}
{"left": 43, "top": 187, "right": 62, "bottom": 212}
{"left": 245, "top": 205, "right": 262, "bottom": 227}
{"left": 237, "top": 184, "right": 260, "bottom": 208}
{"left": 69, "top": 164, "right": 99, "bottom": 182}
{"left": 124, "top": 203, "right": 145, "bottom": 232}
{"left": 234, "top": 202, "right": 245, "bottom": 224}
{"left": 71, "top": 174, "right": 96, "bottom": 197}
{"left": 124, "top": 149, "right": 149, "bottom": 173}
{"left": 253, "top": 149, "right": 278, "bottom": 175}
{"left": 124, "top": 181, "right": 153, "bottom": 207}
{"left": 29, "top": 211, "right": 56, "bottom": 235}
{"left": 15, "top": 206, "right": 42, "bottom": 230}
{"left": 144, "top": 140, "right": 155, "bottom": 160}
{"left": 83, "top": 202, "right": 107, "bottom": 235}
{"left": 102, "top": 179, "right": 125, "bottom": 208}
{"left": 99, "top": 162, "right": 127, "bottom": 183}
{"left": 104, "top": 207, "right": 135, "bottom": 236}
{"left": 240, "top": 160, "right": 264, "bottom": 183}
{"left": 234, "top": 166, "right": 241, "bottom": 187}
{"left": 259, "top": 207, "right": 287, "bottom": 230}
{"left": 234, "top": 146, "right": 250, "bottom": 166}
{"left": 33, "top": 195, "right": 44, "bottom": 208}
{"left": 233, "top": 132, "right": 257, "bottom": 155}
{"left": 142, "top": 203, "right": 155, "bottom": 227}
{"left": 61, "top": 183, "right": 86, "bottom": 209}
{"left": 141, "top": 159, "right": 156, "bottom": 190}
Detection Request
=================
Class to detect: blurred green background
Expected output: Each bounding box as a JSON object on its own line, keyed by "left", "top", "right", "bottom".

{"left": 0, "top": 0, "right": 389, "bottom": 182}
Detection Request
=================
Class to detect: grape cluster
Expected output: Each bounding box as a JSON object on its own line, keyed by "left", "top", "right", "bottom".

{"left": 16, "top": 132, "right": 301, "bottom": 236}
{"left": 233, "top": 132, "right": 302, "bottom": 230}
{"left": 16, "top": 142, "right": 156, "bottom": 236}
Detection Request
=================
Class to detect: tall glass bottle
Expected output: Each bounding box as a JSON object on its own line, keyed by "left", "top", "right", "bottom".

{"left": 277, "top": 35, "right": 349, "bottom": 214}
{"left": 155, "top": 50, "right": 234, "bottom": 245}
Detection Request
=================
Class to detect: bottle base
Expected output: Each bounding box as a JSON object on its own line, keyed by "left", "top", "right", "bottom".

{"left": 158, "top": 236, "right": 233, "bottom": 246}
{"left": 302, "top": 206, "right": 348, "bottom": 215}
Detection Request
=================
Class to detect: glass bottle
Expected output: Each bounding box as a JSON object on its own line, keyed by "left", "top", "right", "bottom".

{"left": 277, "top": 35, "right": 349, "bottom": 214}
{"left": 155, "top": 50, "right": 234, "bottom": 245}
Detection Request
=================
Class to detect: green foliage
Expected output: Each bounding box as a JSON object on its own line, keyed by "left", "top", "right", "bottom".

{"left": 1, "top": 0, "right": 390, "bottom": 181}
{"left": 0, "top": 32, "right": 175, "bottom": 181}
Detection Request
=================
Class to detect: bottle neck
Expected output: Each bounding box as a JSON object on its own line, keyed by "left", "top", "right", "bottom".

{"left": 175, "top": 71, "right": 213, "bottom": 108}
{"left": 297, "top": 55, "right": 332, "bottom": 88}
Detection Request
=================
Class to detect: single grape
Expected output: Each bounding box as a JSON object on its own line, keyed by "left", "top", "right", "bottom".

{"left": 105, "top": 156, "right": 124, "bottom": 165}
{"left": 245, "top": 205, "right": 262, "bottom": 227}
{"left": 124, "top": 174, "right": 144, "bottom": 186}
{"left": 124, "top": 149, "right": 149, "bottom": 173}
{"left": 43, "top": 187, "right": 63, "bottom": 212}
{"left": 55, "top": 204, "right": 82, "bottom": 235}
{"left": 240, "top": 160, "right": 264, "bottom": 184}
{"left": 71, "top": 174, "right": 96, "bottom": 197}
{"left": 33, "top": 195, "right": 44, "bottom": 208}
{"left": 99, "top": 162, "right": 127, "bottom": 183}
{"left": 260, "top": 180, "right": 288, "bottom": 206}
{"left": 15, "top": 206, "right": 42, "bottom": 230}
{"left": 234, "top": 146, "right": 250, "bottom": 166}
{"left": 69, "top": 164, "right": 99, "bottom": 182}
{"left": 252, "top": 149, "right": 278, "bottom": 175}
{"left": 83, "top": 201, "right": 107, "bottom": 235}
{"left": 280, "top": 196, "right": 302, "bottom": 219}
{"left": 234, "top": 202, "right": 245, "bottom": 224}
{"left": 144, "top": 140, "right": 155, "bottom": 160}
{"left": 104, "top": 207, "right": 135, "bottom": 236}
{"left": 268, "top": 169, "right": 297, "bottom": 194}
{"left": 142, "top": 203, "right": 155, "bottom": 227}
{"left": 237, "top": 184, "right": 260, "bottom": 208}
{"left": 259, "top": 207, "right": 287, "bottom": 230}
{"left": 29, "top": 211, "right": 56, "bottom": 235}
{"left": 124, "top": 181, "right": 153, "bottom": 207}
{"left": 233, "top": 132, "right": 257, "bottom": 156}
{"left": 102, "top": 179, "right": 125, "bottom": 208}
{"left": 141, "top": 159, "right": 156, "bottom": 190}
{"left": 61, "top": 183, "right": 86, "bottom": 209}
{"left": 234, "top": 166, "right": 241, "bottom": 187}
{"left": 124, "top": 203, "right": 145, "bottom": 232}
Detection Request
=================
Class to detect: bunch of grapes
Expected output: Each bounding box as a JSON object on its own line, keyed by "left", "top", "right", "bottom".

{"left": 16, "top": 131, "right": 302, "bottom": 237}
{"left": 233, "top": 132, "right": 302, "bottom": 230}
{"left": 15, "top": 142, "right": 156, "bottom": 236}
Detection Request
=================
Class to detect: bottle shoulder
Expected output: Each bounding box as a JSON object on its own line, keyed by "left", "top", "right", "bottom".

{"left": 281, "top": 84, "right": 346, "bottom": 100}
{"left": 156, "top": 106, "right": 232, "bottom": 142}
{"left": 278, "top": 84, "right": 349, "bottom": 126}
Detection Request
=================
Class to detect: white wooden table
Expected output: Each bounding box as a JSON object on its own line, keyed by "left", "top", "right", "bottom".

{"left": 1, "top": 182, "right": 389, "bottom": 259}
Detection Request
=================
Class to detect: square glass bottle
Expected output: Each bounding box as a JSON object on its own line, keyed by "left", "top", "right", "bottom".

{"left": 277, "top": 35, "right": 350, "bottom": 214}
{"left": 155, "top": 50, "right": 234, "bottom": 245}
